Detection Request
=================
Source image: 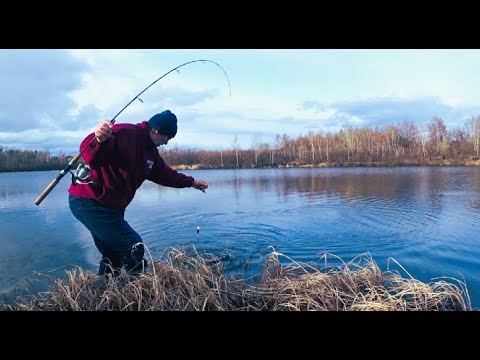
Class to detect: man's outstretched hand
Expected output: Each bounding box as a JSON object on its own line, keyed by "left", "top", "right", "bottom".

{"left": 192, "top": 180, "right": 208, "bottom": 193}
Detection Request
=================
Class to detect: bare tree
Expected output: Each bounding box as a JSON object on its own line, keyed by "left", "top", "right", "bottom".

{"left": 232, "top": 134, "right": 241, "bottom": 167}
{"left": 419, "top": 128, "right": 428, "bottom": 158}
{"left": 251, "top": 132, "right": 262, "bottom": 166}
{"left": 466, "top": 116, "right": 480, "bottom": 157}
{"left": 428, "top": 117, "right": 448, "bottom": 156}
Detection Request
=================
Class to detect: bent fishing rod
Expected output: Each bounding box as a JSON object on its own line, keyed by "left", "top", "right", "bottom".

{"left": 34, "top": 59, "right": 231, "bottom": 206}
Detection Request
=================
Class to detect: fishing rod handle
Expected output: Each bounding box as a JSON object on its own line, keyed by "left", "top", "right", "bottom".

{"left": 34, "top": 152, "right": 83, "bottom": 206}
{"left": 34, "top": 178, "right": 60, "bottom": 206}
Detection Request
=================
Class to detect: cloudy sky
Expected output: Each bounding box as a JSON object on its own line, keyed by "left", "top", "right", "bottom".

{"left": 1, "top": 49, "right": 480, "bottom": 155}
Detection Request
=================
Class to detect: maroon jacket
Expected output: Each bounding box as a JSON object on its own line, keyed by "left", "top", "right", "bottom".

{"left": 68, "top": 121, "right": 194, "bottom": 210}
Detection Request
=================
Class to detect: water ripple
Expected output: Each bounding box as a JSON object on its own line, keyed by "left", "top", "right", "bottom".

{"left": 2, "top": 168, "right": 480, "bottom": 308}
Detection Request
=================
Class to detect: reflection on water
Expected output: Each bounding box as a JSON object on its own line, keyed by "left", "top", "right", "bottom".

{"left": 1, "top": 167, "right": 479, "bottom": 309}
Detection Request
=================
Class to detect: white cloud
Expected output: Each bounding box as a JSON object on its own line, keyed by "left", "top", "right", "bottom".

{"left": 3, "top": 49, "right": 480, "bottom": 153}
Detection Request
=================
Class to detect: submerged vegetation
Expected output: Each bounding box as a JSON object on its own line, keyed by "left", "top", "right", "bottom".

{"left": 0, "top": 248, "right": 472, "bottom": 311}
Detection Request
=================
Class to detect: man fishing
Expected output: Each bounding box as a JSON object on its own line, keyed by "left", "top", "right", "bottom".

{"left": 68, "top": 110, "right": 208, "bottom": 277}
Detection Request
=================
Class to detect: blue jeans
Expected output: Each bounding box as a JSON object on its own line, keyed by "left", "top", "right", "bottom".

{"left": 69, "top": 195, "right": 147, "bottom": 276}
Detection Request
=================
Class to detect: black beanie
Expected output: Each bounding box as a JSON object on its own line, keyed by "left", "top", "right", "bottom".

{"left": 148, "top": 110, "right": 178, "bottom": 138}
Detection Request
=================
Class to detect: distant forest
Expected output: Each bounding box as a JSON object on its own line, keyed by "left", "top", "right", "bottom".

{"left": 1, "top": 116, "right": 480, "bottom": 173}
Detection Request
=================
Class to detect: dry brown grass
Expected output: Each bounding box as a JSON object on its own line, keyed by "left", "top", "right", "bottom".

{"left": 0, "top": 248, "right": 472, "bottom": 311}
{"left": 465, "top": 159, "right": 480, "bottom": 166}
{"left": 170, "top": 164, "right": 202, "bottom": 170}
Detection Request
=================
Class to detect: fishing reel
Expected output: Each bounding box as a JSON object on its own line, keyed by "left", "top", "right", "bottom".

{"left": 70, "top": 163, "right": 94, "bottom": 186}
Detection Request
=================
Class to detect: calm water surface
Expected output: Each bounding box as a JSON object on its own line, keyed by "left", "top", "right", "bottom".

{"left": 1, "top": 167, "right": 479, "bottom": 308}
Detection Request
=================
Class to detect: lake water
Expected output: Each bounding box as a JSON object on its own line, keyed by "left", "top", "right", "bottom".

{"left": 1, "top": 167, "right": 479, "bottom": 309}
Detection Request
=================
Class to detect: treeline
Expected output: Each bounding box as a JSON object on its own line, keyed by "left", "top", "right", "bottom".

{"left": 0, "top": 147, "right": 69, "bottom": 172}
{"left": 2, "top": 116, "right": 480, "bottom": 172}
{"left": 162, "top": 116, "right": 480, "bottom": 168}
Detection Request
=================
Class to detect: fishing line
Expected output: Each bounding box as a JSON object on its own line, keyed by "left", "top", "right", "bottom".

{"left": 34, "top": 59, "right": 231, "bottom": 206}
